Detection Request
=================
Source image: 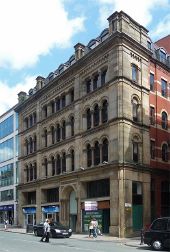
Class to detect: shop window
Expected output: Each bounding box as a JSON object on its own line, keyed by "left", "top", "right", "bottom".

{"left": 47, "top": 188, "right": 59, "bottom": 203}
{"left": 87, "top": 179, "right": 110, "bottom": 198}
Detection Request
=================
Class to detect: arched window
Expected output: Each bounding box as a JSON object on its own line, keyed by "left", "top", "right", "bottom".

{"left": 94, "top": 104, "right": 99, "bottom": 127}
{"left": 51, "top": 156, "right": 55, "bottom": 176}
{"left": 102, "top": 100, "right": 108, "bottom": 123}
{"left": 70, "top": 116, "right": 74, "bottom": 136}
{"left": 25, "top": 117, "right": 29, "bottom": 129}
{"left": 29, "top": 115, "right": 33, "bottom": 127}
{"left": 87, "top": 109, "right": 91, "bottom": 129}
{"left": 94, "top": 141, "right": 100, "bottom": 165}
{"left": 44, "top": 129, "right": 48, "bottom": 147}
{"left": 62, "top": 121, "right": 66, "bottom": 140}
{"left": 93, "top": 74, "right": 98, "bottom": 90}
{"left": 26, "top": 165, "right": 29, "bottom": 182}
{"left": 33, "top": 135, "right": 37, "bottom": 152}
{"left": 86, "top": 79, "right": 91, "bottom": 93}
{"left": 33, "top": 162, "right": 37, "bottom": 180}
{"left": 62, "top": 153, "right": 66, "bottom": 173}
{"left": 56, "top": 124, "right": 60, "bottom": 142}
{"left": 87, "top": 144, "right": 92, "bottom": 167}
{"left": 101, "top": 69, "right": 107, "bottom": 85}
{"left": 51, "top": 126, "right": 55, "bottom": 144}
{"left": 162, "top": 144, "right": 168, "bottom": 162}
{"left": 133, "top": 141, "right": 139, "bottom": 162}
{"left": 162, "top": 112, "right": 168, "bottom": 129}
{"left": 25, "top": 139, "right": 29, "bottom": 155}
{"left": 102, "top": 138, "right": 108, "bottom": 162}
{"left": 71, "top": 150, "right": 75, "bottom": 171}
{"left": 33, "top": 112, "right": 37, "bottom": 124}
{"left": 51, "top": 101, "right": 55, "bottom": 114}
{"left": 30, "top": 164, "right": 33, "bottom": 181}
{"left": 56, "top": 98, "right": 60, "bottom": 111}
{"left": 56, "top": 155, "right": 61, "bottom": 174}
{"left": 43, "top": 105, "right": 48, "bottom": 118}
{"left": 29, "top": 137, "right": 33, "bottom": 153}
{"left": 132, "top": 98, "right": 139, "bottom": 122}
{"left": 44, "top": 158, "right": 48, "bottom": 177}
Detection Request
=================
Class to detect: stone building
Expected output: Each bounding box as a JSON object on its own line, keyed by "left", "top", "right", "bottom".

{"left": 15, "top": 11, "right": 152, "bottom": 237}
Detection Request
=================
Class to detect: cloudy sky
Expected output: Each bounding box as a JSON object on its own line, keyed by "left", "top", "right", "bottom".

{"left": 0, "top": 0, "right": 170, "bottom": 116}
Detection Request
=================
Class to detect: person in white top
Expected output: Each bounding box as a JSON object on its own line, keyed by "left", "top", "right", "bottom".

{"left": 40, "top": 219, "right": 51, "bottom": 242}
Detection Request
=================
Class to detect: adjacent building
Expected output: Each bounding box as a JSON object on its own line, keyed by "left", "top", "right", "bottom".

{"left": 15, "top": 11, "right": 169, "bottom": 237}
{"left": 0, "top": 107, "right": 19, "bottom": 225}
{"left": 149, "top": 35, "right": 170, "bottom": 220}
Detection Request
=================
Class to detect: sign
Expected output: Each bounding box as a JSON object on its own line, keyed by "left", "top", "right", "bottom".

{"left": 84, "top": 201, "right": 98, "bottom": 211}
{"left": 41, "top": 206, "right": 59, "bottom": 213}
{"left": 22, "top": 207, "right": 36, "bottom": 214}
{"left": 125, "top": 203, "right": 132, "bottom": 208}
{"left": 82, "top": 210, "right": 103, "bottom": 232}
{"left": 0, "top": 204, "right": 14, "bottom": 211}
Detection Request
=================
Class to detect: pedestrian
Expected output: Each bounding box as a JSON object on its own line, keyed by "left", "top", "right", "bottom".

{"left": 92, "top": 218, "right": 98, "bottom": 238}
{"left": 40, "top": 219, "right": 50, "bottom": 242}
{"left": 88, "top": 218, "right": 94, "bottom": 238}
{"left": 4, "top": 219, "right": 8, "bottom": 230}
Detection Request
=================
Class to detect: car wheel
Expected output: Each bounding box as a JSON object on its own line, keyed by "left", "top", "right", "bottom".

{"left": 34, "top": 230, "right": 38, "bottom": 236}
{"left": 152, "top": 240, "right": 163, "bottom": 250}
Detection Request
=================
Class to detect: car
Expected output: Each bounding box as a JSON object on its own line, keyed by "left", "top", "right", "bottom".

{"left": 144, "top": 217, "right": 170, "bottom": 251}
{"left": 33, "top": 221, "right": 72, "bottom": 238}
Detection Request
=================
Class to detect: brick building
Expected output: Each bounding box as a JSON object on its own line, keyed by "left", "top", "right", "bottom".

{"left": 149, "top": 35, "right": 170, "bottom": 220}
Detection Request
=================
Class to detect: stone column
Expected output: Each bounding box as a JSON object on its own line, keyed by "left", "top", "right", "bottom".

{"left": 82, "top": 149, "right": 87, "bottom": 168}
{"left": 143, "top": 180, "right": 151, "bottom": 227}
{"left": 47, "top": 103, "right": 51, "bottom": 116}
{"left": 76, "top": 182, "right": 81, "bottom": 233}
{"left": 99, "top": 106, "right": 102, "bottom": 125}
{"left": 36, "top": 187, "right": 42, "bottom": 224}
{"left": 119, "top": 168, "right": 126, "bottom": 238}
{"left": 82, "top": 113, "right": 87, "bottom": 131}
{"left": 97, "top": 70, "right": 102, "bottom": 87}
{"left": 66, "top": 92, "right": 71, "bottom": 106}
{"left": 48, "top": 161, "right": 52, "bottom": 177}
{"left": 91, "top": 147, "right": 94, "bottom": 166}
{"left": 48, "top": 130, "right": 52, "bottom": 146}
{"left": 99, "top": 143, "right": 102, "bottom": 164}
{"left": 91, "top": 110, "right": 94, "bottom": 128}
{"left": 109, "top": 174, "right": 119, "bottom": 236}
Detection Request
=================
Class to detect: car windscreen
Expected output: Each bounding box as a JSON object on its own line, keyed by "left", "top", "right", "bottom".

{"left": 50, "top": 222, "right": 67, "bottom": 228}
{"left": 151, "top": 219, "right": 168, "bottom": 231}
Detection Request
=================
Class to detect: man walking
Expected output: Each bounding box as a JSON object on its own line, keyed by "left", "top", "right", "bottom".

{"left": 40, "top": 219, "right": 50, "bottom": 242}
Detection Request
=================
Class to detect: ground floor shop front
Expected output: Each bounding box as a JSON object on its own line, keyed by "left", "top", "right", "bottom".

{"left": 18, "top": 166, "right": 151, "bottom": 237}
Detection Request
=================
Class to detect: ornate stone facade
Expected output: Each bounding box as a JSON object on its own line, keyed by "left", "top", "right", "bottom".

{"left": 15, "top": 11, "right": 151, "bottom": 237}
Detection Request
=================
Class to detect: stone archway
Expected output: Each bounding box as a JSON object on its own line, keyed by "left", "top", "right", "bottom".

{"left": 60, "top": 185, "right": 78, "bottom": 231}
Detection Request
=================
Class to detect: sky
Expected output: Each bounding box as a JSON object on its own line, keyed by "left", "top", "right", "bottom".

{"left": 0, "top": 0, "right": 170, "bottom": 116}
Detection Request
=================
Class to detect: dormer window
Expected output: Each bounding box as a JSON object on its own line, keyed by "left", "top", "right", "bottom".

{"left": 160, "top": 50, "right": 166, "bottom": 63}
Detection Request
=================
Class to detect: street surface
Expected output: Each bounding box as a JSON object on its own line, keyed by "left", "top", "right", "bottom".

{"left": 0, "top": 231, "right": 152, "bottom": 252}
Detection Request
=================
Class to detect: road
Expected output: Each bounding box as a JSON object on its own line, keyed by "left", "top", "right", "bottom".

{"left": 0, "top": 232, "right": 151, "bottom": 252}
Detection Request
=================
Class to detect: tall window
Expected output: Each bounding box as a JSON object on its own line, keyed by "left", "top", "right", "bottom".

{"left": 150, "top": 140, "right": 155, "bottom": 159}
{"left": 44, "top": 158, "right": 48, "bottom": 177}
{"left": 71, "top": 150, "right": 75, "bottom": 171}
{"left": 43, "top": 105, "right": 48, "bottom": 118}
{"left": 87, "top": 109, "right": 91, "bottom": 129}
{"left": 70, "top": 116, "right": 74, "bottom": 136}
{"left": 150, "top": 106, "right": 155, "bottom": 125}
{"left": 30, "top": 164, "right": 33, "bottom": 181}
{"left": 94, "top": 141, "right": 100, "bottom": 165}
{"left": 33, "top": 112, "right": 37, "bottom": 124}
{"left": 93, "top": 74, "right": 98, "bottom": 90}
{"left": 150, "top": 73, "right": 154, "bottom": 91}
{"left": 33, "top": 135, "right": 37, "bottom": 152}
{"left": 162, "top": 144, "right": 168, "bottom": 162}
{"left": 29, "top": 137, "right": 33, "bottom": 153}
{"left": 161, "top": 79, "right": 167, "bottom": 97}
{"left": 62, "top": 153, "right": 66, "bottom": 173}
{"left": 56, "top": 124, "right": 60, "bottom": 142}
{"left": 102, "top": 100, "right": 108, "bottom": 123}
{"left": 102, "top": 139, "right": 108, "bottom": 162}
{"left": 62, "top": 121, "right": 66, "bottom": 140}
{"left": 132, "top": 98, "right": 139, "bottom": 122}
{"left": 101, "top": 69, "right": 107, "bottom": 85}
{"left": 87, "top": 144, "right": 92, "bottom": 167}
{"left": 44, "top": 129, "right": 48, "bottom": 147}
{"left": 51, "top": 126, "right": 55, "bottom": 144}
{"left": 133, "top": 142, "right": 138, "bottom": 162}
{"left": 93, "top": 104, "right": 99, "bottom": 126}
{"left": 162, "top": 112, "right": 168, "bottom": 129}
{"left": 29, "top": 115, "right": 33, "bottom": 127}
{"left": 160, "top": 50, "right": 166, "bottom": 63}
{"left": 51, "top": 101, "right": 55, "bottom": 114}
{"left": 56, "top": 98, "right": 60, "bottom": 111}
{"left": 132, "top": 64, "right": 138, "bottom": 82}
{"left": 51, "top": 156, "right": 55, "bottom": 176}
{"left": 56, "top": 155, "right": 61, "bottom": 174}
{"left": 86, "top": 79, "right": 91, "bottom": 93}
{"left": 33, "top": 163, "right": 37, "bottom": 180}
{"left": 62, "top": 95, "right": 66, "bottom": 108}
{"left": 70, "top": 89, "right": 74, "bottom": 103}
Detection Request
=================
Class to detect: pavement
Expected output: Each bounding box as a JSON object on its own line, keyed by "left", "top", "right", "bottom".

{"left": 0, "top": 226, "right": 146, "bottom": 248}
